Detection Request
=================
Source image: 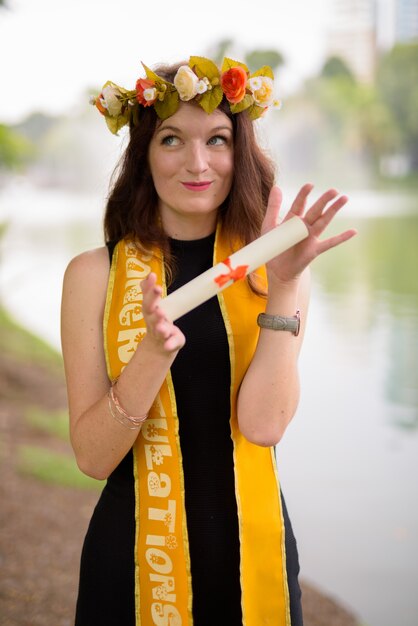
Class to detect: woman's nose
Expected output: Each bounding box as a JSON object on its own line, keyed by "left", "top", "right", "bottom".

{"left": 185, "top": 142, "right": 208, "bottom": 174}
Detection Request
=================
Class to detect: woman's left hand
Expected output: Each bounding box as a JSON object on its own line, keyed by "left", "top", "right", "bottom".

{"left": 262, "top": 184, "right": 357, "bottom": 287}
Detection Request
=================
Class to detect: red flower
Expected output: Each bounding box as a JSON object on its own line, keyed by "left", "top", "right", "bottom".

{"left": 220, "top": 66, "right": 248, "bottom": 104}
{"left": 136, "top": 78, "right": 157, "bottom": 106}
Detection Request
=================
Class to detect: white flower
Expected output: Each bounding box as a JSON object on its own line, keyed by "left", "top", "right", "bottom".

{"left": 143, "top": 87, "right": 157, "bottom": 102}
{"left": 196, "top": 80, "right": 208, "bottom": 95}
{"left": 248, "top": 76, "right": 262, "bottom": 91}
{"left": 174, "top": 65, "right": 199, "bottom": 101}
{"left": 89, "top": 95, "right": 97, "bottom": 105}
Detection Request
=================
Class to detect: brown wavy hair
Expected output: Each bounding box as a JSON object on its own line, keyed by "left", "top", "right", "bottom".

{"left": 104, "top": 62, "right": 276, "bottom": 271}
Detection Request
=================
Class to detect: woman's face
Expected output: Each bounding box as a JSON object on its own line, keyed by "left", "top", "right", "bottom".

{"left": 148, "top": 103, "right": 234, "bottom": 239}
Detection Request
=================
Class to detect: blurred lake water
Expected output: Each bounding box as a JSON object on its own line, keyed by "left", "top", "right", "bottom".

{"left": 0, "top": 181, "right": 417, "bottom": 626}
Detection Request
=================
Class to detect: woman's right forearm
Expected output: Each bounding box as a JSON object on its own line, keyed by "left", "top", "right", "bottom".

{"left": 71, "top": 334, "right": 179, "bottom": 480}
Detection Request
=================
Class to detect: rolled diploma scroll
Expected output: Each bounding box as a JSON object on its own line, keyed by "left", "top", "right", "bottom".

{"left": 158, "top": 216, "right": 309, "bottom": 322}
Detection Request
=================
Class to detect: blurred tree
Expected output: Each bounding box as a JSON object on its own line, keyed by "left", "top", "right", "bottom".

{"left": 321, "top": 56, "right": 355, "bottom": 82}
{"left": 377, "top": 42, "right": 418, "bottom": 171}
{"left": 0, "top": 124, "right": 34, "bottom": 170}
{"left": 14, "top": 112, "right": 58, "bottom": 144}
{"left": 276, "top": 65, "right": 398, "bottom": 187}
{"left": 245, "top": 49, "right": 284, "bottom": 73}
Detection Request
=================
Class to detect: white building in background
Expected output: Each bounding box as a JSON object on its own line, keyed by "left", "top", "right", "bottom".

{"left": 394, "top": 0, "right": 418, "bottom": 42}
{"left": 377, "top": 0, "right": 418, "bottom": 48}
{"left": 326, "top": 0, "right": 418, "bottom": 81}
{"left": 326, "top": 0, "right": 378, "bottom": 82}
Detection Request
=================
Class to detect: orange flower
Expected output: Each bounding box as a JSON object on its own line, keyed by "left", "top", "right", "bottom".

{"left": 220, "top": 66, "right": 248, "bottom": 104}
{"left": 95, "top": 93, "right": 107, "bottom": 115}
{"left": 136, "top": 78, "right": 157, "bottom": 106}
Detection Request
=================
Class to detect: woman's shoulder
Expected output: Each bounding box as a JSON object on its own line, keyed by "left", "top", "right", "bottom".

{"left": 63, "top": 246, "right": 110, "bottom": 300}
{"left": 64, "top": 246, "right": 109, "bottom": 277}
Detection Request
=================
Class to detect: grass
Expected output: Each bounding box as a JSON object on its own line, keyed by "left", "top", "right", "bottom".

{"left": 0, "top": 306, "right": 63, "bottom": 371}
{"left": 17, "top": 445, "right": 104, "bottom": 491}
{"left": 0, "top": 305, "right": 106, "bottom": 492}
{"left": 24, "top": 407, "right": 70, "bottom": 441}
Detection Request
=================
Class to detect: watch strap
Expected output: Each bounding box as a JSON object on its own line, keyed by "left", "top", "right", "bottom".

{"left": 257, "top": 310, "right": 300, "bottom": 336}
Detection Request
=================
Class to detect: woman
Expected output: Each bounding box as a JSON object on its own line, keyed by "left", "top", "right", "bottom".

{"left": 61, "top": 57, "right": 356, "bottom": 626}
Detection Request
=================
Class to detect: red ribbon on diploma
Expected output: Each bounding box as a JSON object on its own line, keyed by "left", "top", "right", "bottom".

{"left": 214, "top": 258, "right": 249, "bottom": 287}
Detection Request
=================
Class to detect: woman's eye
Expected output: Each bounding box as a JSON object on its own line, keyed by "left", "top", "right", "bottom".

{"left": 161, "top": 135, "right": 180, "bottom": 146}
{"left": 208, "top": 135, "right": 227, "bottom": 146}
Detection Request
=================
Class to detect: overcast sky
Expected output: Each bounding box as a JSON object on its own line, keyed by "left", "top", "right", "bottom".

{"left": 0, "top": 0, "right": 334, "bottom": 123}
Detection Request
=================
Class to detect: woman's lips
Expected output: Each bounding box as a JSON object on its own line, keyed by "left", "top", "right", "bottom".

{"left": 181, "top": 181, "right": 212, "bottom": 191}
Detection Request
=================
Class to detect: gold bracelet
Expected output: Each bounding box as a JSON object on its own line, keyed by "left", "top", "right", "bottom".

{"left": 108, "top": 383, "right": 149, "bottom": 428}
{"left": 107, "top": 394, "right": 142, "bottom": 430}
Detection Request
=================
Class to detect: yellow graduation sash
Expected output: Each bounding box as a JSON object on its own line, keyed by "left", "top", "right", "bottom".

{"left": 103, "top": 230, "right": 291, "bottom": 626}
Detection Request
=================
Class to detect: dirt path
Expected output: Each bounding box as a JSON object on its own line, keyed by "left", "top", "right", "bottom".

{"left": 0, "top": 350, "right": 361, "bottom": 626}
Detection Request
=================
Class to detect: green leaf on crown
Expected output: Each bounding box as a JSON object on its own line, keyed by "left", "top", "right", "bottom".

{"left": 198, "top": 85, "right": 224, "bottom": 114}
{"left": 229, "top": 94, "right": 253, "bottom": 114}
{"left": 221, "top": 57, "right": 249, "bottom": 73}
{"left": 105, "top": 111, "right": 130, "bottom": 135}
{"left": 246, "top": 103, "right": 266, "bottom": 121}
{"left": 154, "top": 89, "right": 179, "bottom": 120}
{"left": 142, "top": 62, "right": 174, "bottom": 96}
{"left": 251, "top": 65, "right": 274, "bottom": 79}
{"left": 142, "top": 63, "right": 163, "bottom": 84}
{"left": 189, "top": 56, "right": 220, "bottom": 81}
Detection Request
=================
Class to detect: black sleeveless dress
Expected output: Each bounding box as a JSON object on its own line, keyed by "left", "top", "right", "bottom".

{"left": 75, "top": 234, "right": 303, "bottom": 626}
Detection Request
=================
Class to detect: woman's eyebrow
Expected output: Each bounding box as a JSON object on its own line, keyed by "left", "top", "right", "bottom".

{"left": 210, "top": 126, "right": 233, "bottom": 133}
{"left": 155, "top": 124, "right": 233, "bottom": 135}
{"left": 155, "top": 125, "right": 181, "bottom": 135}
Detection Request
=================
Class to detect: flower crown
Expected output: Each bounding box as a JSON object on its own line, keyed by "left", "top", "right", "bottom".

{"left": 90, "top": 56, "right": 281, "bottom": 134}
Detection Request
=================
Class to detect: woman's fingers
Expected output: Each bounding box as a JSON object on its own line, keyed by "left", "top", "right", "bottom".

{"left": 307, "top": 192, "right": 356, "bottom": 254}
{"left": 141, "top": 273, "right": 162, "bottom": 314}
{"left": 155, "top": 317, "right": 185, "bottom": 351}
{"left": 305, "top": 192, "right": 350, "bottom": 238}
{"left": 141, "top": 273, "right": 165, "bottom": 330}
{"left": 262, "top": 186, "right": 283, "bottom": 233}
{"left": 288, "top": 183, "right": 314, "bottom": 218}
{"left": 304, "top": 188, "right": 340, "bottom": 225}
{"left": 316, "top": 228, "right": 358, "bottom": 255}
{"left": 266, "top": 184, "right": 345, "bottom": 232}
{"left": 281, "top": 185, "right": 349, "bottom": 230}
{"left": 141, "top": 273, "right": 185, "bottom": 351}
{"left": 164, "top": 330, "right": 186, "bottom": 352}
{"left": 266, "top": 184, "right": 356, "bottom": 283}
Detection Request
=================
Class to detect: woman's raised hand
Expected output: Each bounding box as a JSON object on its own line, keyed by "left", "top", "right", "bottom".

{"left": 141, "top": 273, "right": 186, "bottom": 353}
{"left": 262, "top": 184, "right": 357, "bottom": 287}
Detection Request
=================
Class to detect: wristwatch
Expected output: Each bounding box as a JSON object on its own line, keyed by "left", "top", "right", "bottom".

{"left": 257, "top": 310, "right": 300, "bottom": 336}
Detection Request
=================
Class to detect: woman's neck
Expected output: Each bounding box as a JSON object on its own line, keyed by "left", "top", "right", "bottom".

{"left": 159, "top": 210, "right": 217, "bottom": 241}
